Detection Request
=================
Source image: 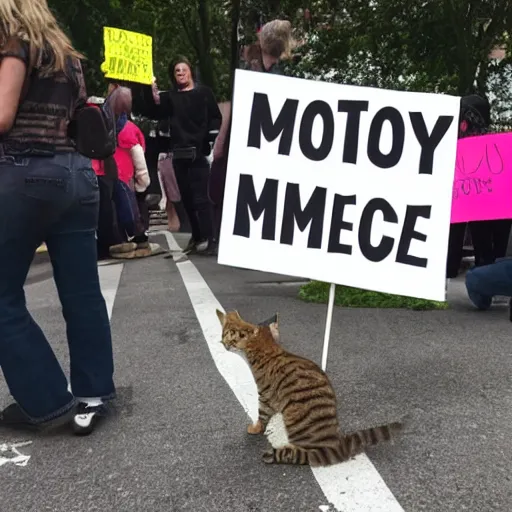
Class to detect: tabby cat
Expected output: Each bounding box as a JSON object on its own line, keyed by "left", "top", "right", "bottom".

{"left": 216, "top": 309, "right": 403, "bottom": 467}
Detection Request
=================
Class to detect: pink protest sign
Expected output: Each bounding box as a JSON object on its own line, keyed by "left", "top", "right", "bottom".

{"left": 451, "top": 132, "right": 512, "bottom": 223}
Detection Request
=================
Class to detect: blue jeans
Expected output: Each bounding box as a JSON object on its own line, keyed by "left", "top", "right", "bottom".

{"left": 112, "top": 179, "right": 143, "bottom": 239}
{"left": 0, "top": 152, "right": 115, "bottom": 423}
{"left": 465, "top": 258, "right": 512, "bottom": 310}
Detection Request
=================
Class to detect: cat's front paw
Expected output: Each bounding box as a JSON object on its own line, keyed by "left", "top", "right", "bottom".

{"left": 247, "top": 420, "right": 264, "bottom": 435}
{"left": 262, "top": 449, "right": 275, "bottom": 464}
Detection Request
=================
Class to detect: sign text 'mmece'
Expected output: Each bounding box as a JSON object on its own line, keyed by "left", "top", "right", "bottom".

{"left": 234, "top": 92, "right": 455, "bottom": 269}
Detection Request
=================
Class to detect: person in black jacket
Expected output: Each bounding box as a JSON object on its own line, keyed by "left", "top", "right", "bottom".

{"left": 132, "top": 57, "right": 222, "bottom": 254}
{"left": 447, "top": 94, "right": 511, "bottom": 279}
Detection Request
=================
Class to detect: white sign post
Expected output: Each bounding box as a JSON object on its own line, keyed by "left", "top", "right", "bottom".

{"left": 218, "top": 70, "right": 460, "bottom": 370}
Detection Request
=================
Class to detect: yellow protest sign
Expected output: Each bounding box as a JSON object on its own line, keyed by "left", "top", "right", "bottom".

{"left": 101, "top": 27, "right": 153, "bottom": 85}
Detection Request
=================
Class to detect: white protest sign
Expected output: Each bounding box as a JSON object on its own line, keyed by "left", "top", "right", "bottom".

{"left": 218, "top": 70, "right": 460, "bottom": 301}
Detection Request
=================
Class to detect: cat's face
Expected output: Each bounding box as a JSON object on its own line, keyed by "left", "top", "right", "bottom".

{"left": 216, "top": 310, "right": 257, "bottom": 351}
{"left": 216, "top": 310, "right": 280, "bottom": 351}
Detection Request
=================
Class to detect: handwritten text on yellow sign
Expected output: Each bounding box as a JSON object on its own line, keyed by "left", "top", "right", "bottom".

{"left": 101, "top": 27, "right": 153, "bottom": 85}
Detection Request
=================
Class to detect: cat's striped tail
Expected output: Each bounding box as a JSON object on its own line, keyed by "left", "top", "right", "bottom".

{"left": 308, "top": 421, "right": 404, "bottom": 467}
{"left": 344, "top": 420, "right": 403, "bottom": 456}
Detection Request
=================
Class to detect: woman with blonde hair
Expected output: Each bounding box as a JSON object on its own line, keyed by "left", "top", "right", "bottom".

{"left": 208, "top": 19, "right": 295, "bottom": 252}
{"left": 0, "top": 0, "right": 115, "bottom": 434}
{"left": 248, "top": 19, "right": 294, "bottom": 74}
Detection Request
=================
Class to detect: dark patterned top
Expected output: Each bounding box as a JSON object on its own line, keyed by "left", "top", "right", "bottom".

{"left": 0, "top": 37, "right": 87, "bottom": 155}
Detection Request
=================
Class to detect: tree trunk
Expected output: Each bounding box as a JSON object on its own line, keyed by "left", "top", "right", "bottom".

{"left": 474, "top": 57, "right": 490, "bottom": 96}
{"left": 197, "top": 0, "right": 216, "bottom": 90}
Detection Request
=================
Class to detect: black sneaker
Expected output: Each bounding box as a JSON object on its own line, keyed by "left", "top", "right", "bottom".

{"left": 184, "top": 237, "right": 197, "bottom": 253}
{"left": 132, "top": 233, "right": 149, "bottom": 247}
{"left": 0, "top": 403, "right": 74, "bottom": 432}
{"left": 72, "top": 402, "right": 108, "bottom": 436}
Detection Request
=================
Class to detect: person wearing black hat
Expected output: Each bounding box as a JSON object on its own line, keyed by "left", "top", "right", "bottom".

{"left": 132, "top": 57, "right": 222, "bottom": 255}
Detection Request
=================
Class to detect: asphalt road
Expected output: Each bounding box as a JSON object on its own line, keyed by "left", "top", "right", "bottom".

{"left": 1, "top": 230, "right": 511, "bottom": 512}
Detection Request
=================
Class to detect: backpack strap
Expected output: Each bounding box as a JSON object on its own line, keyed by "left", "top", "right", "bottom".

{"left": 20, "top": 45, "right": 36, "bottom": 104}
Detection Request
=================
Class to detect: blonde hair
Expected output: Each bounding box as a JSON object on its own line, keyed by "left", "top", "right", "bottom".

{"left": 259, "top": 19, "right": 293, "bottom": 60}
{"left": 0, "top": 0, "right": 83, "bottom": 72}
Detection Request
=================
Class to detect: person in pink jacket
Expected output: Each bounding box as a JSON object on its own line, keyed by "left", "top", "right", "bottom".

{"left": 93, "top": 87, "right": 149, "bottom": 193}
{"left": 93, "top": 86, "right": 154, "bottom": 259}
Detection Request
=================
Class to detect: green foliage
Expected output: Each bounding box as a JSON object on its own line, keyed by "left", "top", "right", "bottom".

{"left": 299, "top": 281, "right": 449, "bottom": 311}
{"left": 48, "top": 0, "right": 511, "bottom": 122}
{"left": 49, "top": 0, "right": 232, "bottom": 98}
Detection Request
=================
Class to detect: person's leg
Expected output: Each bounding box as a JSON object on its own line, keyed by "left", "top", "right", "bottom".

{"left": 111, "top": 182, "right": 156, "bottom": 259}
{"left": 465, "top": 258, "right": 512, "bottom": 310}
{"left": 136, "top": 191, "right": 150, "bottom": 232}
{"left": 446, "top": 223, "right": 466, "bottom": 278}
{"left": 189, "top": 156, "right": 214, "bottom": 253}
{"left": 0, "top": 155, "right": 75, "bottom": 427}
{"left": 112, "top": 179, "right": 137, "bottom": 239}
{"left": 97, "top": 175, "right": 124, "bottom": 260}
{"left": 469, "top": 221, "right": 494, "bottom": 266}
{"left": 206, "top": 155, "right": 227, "bottom": 255}
{"left": 128, "top": 186, "right": 164, "bottom": 258}
{"left": 110, "top": 179, "right": 148, "bottom": 259}
{"left": 173, "top": 159, "right": 201, "bottom": 249}
{"left": 96, "top": 176, "right": 110, "bottom": 259}
{"left": 491, "top": 219, "right": 512, "bottom": 261}
{"left": 166, "top": 201, "right": 181, "bottom": 232}
{"left": 46, "top": 154, "right": 115, "bottom": 435}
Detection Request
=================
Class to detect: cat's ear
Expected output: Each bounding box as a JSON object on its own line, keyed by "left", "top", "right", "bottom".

{"left": 233, "top": 310, "right": 242, "bottom": 320}
{"left": 269, "top": 313, "right": 280, "bottom": 342}
{"left": 216, "top": 309, "right": 226, "bottom": 326}
{"left": 269, "top": 323, "right": 279, "bottom": 343}
{"left": 259, "top": 313, "right": 277, "bottom": 327}
{"left": 269, "top": 321, "right": 278, "bottom": 332}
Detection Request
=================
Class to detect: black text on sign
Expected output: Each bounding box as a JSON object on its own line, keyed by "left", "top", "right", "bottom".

{"left": 218, "top": 70, "right": 460, "bottom": 301}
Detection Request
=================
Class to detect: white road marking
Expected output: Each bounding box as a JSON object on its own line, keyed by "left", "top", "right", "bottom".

{"left": 163, "top": 231, "right": 405, "bottom": 512}
{"left": 0, "top": 441, "right": 32, "bottom": 467}
{"left": 98, "top": 263, "right": 124, "bottom": 320}
{"left": 176, "top": 256, "right": 259, "bottom": 422}
{"left": 312, "top": 458, "right": 404, "bottom": 512}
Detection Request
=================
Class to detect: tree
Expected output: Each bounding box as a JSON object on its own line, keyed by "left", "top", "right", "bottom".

{"left": 49, "top": 0, "right": 232, "bottom": 98}
{"left": 288, "top": 0, "right": 511, "bottom": 93}
{"left": 48, "top": 0, "right": 511, "bottom": 121}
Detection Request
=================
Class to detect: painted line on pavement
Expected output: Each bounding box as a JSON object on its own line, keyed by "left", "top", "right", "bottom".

{"left": 99, "top": 263, "right": 124, "bottom": 320}
{"left": 0, "top": 441, "right": 32, "bottom": 467}
{"left": 162, "top": 231, "right": 404, "bottom": 512}
{"left": 160, "top": 232, "right": 258, "bottom": 421}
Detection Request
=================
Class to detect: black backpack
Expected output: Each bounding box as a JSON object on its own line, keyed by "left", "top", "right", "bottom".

{"left": 65, "top": 58, "right": 117, "bottom": 160}
{"left": 73, "top": 100, "right": 117, "bottom": 160}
